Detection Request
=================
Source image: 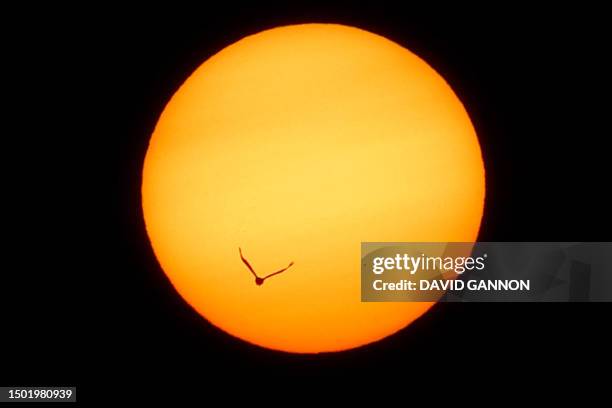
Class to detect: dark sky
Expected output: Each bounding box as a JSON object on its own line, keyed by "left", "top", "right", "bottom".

{"left": 3, "top": 3, "right": 610, "bottom": 401}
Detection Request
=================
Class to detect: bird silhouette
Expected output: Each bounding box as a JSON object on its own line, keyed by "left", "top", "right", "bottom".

{"left": 239, "top": 247, "right": 294, "bottom": 286}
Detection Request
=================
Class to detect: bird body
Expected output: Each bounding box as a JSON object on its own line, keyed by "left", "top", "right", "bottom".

{"left": 239, "top": 247, "right": 294, "bottom": 286}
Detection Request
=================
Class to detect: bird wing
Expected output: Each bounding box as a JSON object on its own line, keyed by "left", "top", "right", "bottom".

{"left": 262, "top": 261, "right": 294, "bottom": 281}
{"left": 238, "top": 247, "right": 258, "bottom": 278}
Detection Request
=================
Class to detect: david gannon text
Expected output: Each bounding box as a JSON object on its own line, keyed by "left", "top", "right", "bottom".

{"left": 373, "top": 279, "right": 531, "bottom": 291}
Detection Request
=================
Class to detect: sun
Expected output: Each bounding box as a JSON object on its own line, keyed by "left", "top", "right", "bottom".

{"left": 141, "top": 23, "right": 485, "bottom": 353}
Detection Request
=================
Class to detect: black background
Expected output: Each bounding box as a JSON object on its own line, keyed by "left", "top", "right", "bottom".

{"left": 4, "top": 3, "right": 610, "bottom": 400}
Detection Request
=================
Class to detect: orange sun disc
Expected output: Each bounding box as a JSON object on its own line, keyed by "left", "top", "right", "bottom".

{"left": 142, "top": 24, "right": 485, "bottom": 353}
